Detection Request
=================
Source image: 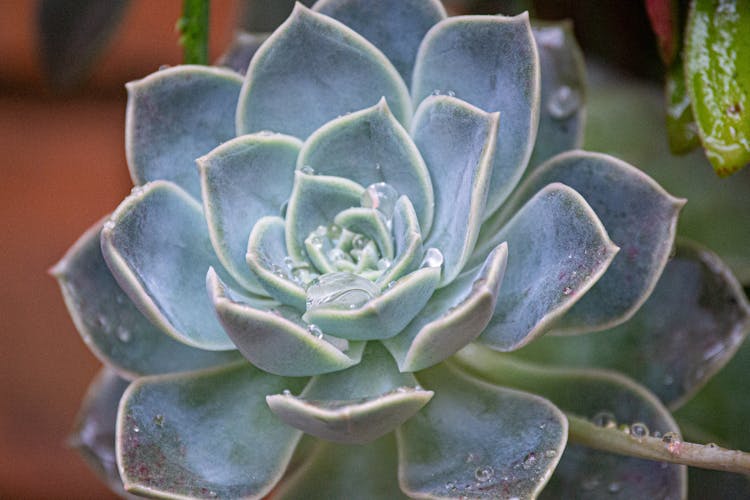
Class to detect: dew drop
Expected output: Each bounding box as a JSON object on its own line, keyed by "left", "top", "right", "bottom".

{"left": 562, "top": 286, "right": 573, "bottom": 296}
{"left": 282, "top": 389, "right": 292, "bottom": 396}
{"left": 153, "top": 414, "right": 164, "bottom": 427}
{"left": 630, "top": 422, "right": 649, "bottom": 438}
{"left": 592, "top": 411, "right": 617, "bottom": 428}
{"left": 522, "top": 452, "right": 537, "bottom": 469}
{"left": 652, "top": 431, "right": 662, "bottom": 438}
{"left": 447, "top": 90, "right": 456, "bottom": 97}
{"left": 133, "top": 426, "right": 140, "bottom": 433}
{"left": 607, "top": 481, "right": 622, "bottom": 494}
{"left": 582, "top": 476, "right": 600, "bottom": 491}
{"left": 361, "top": 182, "right": 399, "bottom": 219}
{"left": 305, "top": 272, "right": 379, "bottom": 312}
{"left": 445, "top": 481, "right": 456, "bottom": 491}
{"left": 474, "top": 466, "right": 493, "bottom": 483}
{"left": 352, "top": 234, "right": 368, "bottom": 250}
{"left": 431, "top": 89, "right": 442, "bottom": 96}
{"left": 307, "top": 324, "right": 323, "bottom": 338}
{"left": 662, "top": 432, "right": 679, "bottom": 444}
{"left": 421, "top": 248, "right": 444, "bottom": 269}
{"left": 300, "top": 165, "right": 315, "bottom": 175}
{"left": 548, "top": 85, "right": 582, "bottom": 119}
{"left": 544, "top": 449, "right": 557, "bottom": 458}
{"left": 116, "top": 326, "right": 131, "bottom": 343}
{"left": 707, "top": 442, "right": 718, "bottom": 449}
{"left": 377, "top": 258, "right": 391, "bottom": 270}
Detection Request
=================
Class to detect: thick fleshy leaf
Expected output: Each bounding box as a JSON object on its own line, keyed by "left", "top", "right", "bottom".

{"left": 481, "top": 150, "right": 684, "bottom": 334}
{"left": 685, "top": 0, "right": 750, "bottom": 176}
{"left": 117, "top": 363, "right": 307, "bottom": 499}
{"left": 454, "top": 344, "right": 687, "bottom": 500}
{"left": 208, "top": 269, "right": 364, "bottom": 376}
{"left": 126, "top": 66, "right": 243, "bottom": 199}
{"left": 412, "top": 13, "right": 540, "bottom": 216}
{"left": 411, "top": 95, "right": 498, "bottom": 285}
{"left": 302, "top": 265, "right": 440, "bottom": 340}
{"left": 398, "top": 363, "right": 566, "bottom": 499}
{"left": 246, "top": 216, "right": 308, "bottom": 310}
{"left": 335, "top": 207, "right": 394, "bottom": 261}
{"left": 199, "top": 133, "right": 301, "bottom": 294}
{"left": 274, "top": 434, "right": 409, "bottom": 499}
{"left": 514, "top": 239, "right": 750, "bottom": 408}
{"left": 236, "top": 3, "right": 411, "bottom": 139}
{"left": 584, "top": 69, "right": 750, "bottom": 284}
{"left": 267, "top": 343, "right": 432, "bottom": 443}
{"left": 477, "top": 183, "right": 618, "bottom": 351}
{"left": 285, "top": 172, "right": 364, "bottom": 262}
{"left": 645, "top": 0, "right": 680, "bottom": 65}
{"left": 216, "top": 31, "right": 269, "bottom": 75}
{"left": 383, "top": 243, "right": 507, "bottom": 372}
{"left": 313, "top": 0, "right": 445, "bottom": 85}
{"left": 297, "top": 99, "right": 434, "bottom": 233}
{"left": 101, "top": 181, "right": 239, "bottom": 350}
{"left": 376, "top": 196, "right": 424, "bottom": 288}
{"left": 52, "top": 218, "right": 241, "bottom": 378}
{"left": 528, "top": 21, "right": 586, "bottom": 169}
{"left": 69, "top": 369, "right": 134, "bottom": 498}
{"left": 38, "top": 0, "right": 130, "bottom": 89}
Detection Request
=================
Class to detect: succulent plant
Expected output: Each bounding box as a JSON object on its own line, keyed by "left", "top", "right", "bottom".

{"left": 53, "top": 1, "right": 750, "bottom": 498}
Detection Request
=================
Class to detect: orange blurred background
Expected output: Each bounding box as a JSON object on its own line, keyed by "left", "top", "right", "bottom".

{"left": 0, "top": 1, "right": 238, "bottom": 497}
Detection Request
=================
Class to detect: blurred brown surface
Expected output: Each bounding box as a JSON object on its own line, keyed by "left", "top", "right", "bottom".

{"left": 0, "top": 1, "right": 237, "bottom": 497}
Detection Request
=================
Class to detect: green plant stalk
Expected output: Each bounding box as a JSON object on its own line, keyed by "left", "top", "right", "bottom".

{"left": 177, "top": 0, "right": 210, "bottom": 65}
{"left": 567, "top": 413, "right": 750, "bottom": 474}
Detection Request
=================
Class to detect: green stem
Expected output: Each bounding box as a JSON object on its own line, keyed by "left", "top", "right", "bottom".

{"left": 568, "top": 413, "right": 750, "bottom": 474}
{"left": 177, "top": 0, "right": 210, "bottom": 64}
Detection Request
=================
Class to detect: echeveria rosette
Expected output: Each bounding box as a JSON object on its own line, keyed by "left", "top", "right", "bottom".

{"left": 52, "top": 1, "right": 750, "bottom": 498}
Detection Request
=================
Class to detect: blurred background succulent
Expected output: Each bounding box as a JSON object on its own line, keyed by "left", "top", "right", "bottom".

{"left": 49, "top": 0, "right": 750, "bottom": 498}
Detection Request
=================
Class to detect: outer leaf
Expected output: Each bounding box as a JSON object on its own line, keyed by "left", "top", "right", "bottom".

{"left": 297, "top": 99, "right": 434, "bottom": 234}
{"left": 126, "top": 66, "right": 243, "bottom": 199}
{"left": 69, "top": 369, "right": 135, "bottom": 498}
{"left": 117, "top": 363, "right": 307, "bottom": 499}
{"left": 685, "top": 0, "right": 750, "bottom": 176}
{"left": 412, "top": 13, "right": 540, "bottom": 216}
{"left": 274, "top": 435, "right": 409, "bottom": 499}
{"left": 199, "top": 133, "right": 301, "bottom": 294}
{"left": 454, "top": 345, "right": 687, "bottom": 500}
{"left": 38, "top": 0, "right": 130, "bottom": 89}
{"left": 303, "top": 266, "right": 440, "bottom": 340}
{"left": 528, "top": 21, "right": 586, "bottom": 169}
{"left": 267, "top": 343, "right": 432, "bottom": 443}
{"left": 481, "top": 150, "right": 684, "bottom": 334}
{"left": 478, "top": 183, "right": 618, "bottom": 351}
{"left": 216, "top": 31, "right": 269, "bottom": 75}
{"left": 383, "top": 243, "right": 508, "bottom": 372}
{"left": 411, "top": 95, "right": 499, "bottom": 285}
{"left": 51, "top": 218, "right": 241, "bottom": 379}
{"left": 236, "top": 3, "right": 411, "bottom": 139}
{"left": 514, "top": 239, "right": 750, "bottom": 408}
{"left": 397, "top": 363, "right": 567, "bottom": 499}
{"left": 101, "top": 181, "right": 240, "bottom": 350}
{"left": 584, "top": 68, "right": 750, "bottom": 284}
{"left": 246, "top": 216, "right": 308, "bottom": 310}
{"left": 313, "top": 0, "right": 445, "bottom": 85}
{"left": 285, "top": 172, "right": 364, "bottom": 262}
{"left": 208, "top": 269, "right": 364, "bottom": 376}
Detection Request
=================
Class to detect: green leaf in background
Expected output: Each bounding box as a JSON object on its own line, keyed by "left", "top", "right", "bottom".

{"left": 37, "top": 0, "right": 130, "bottom": 89}
{"left": 666, "top": 59, "right": 702, "bottom": 154}
{"left": 685, "top": 0, "right": 750, "bottom": 176}
{"left": 177, "top": 0, "right": 210, "bottom": 65}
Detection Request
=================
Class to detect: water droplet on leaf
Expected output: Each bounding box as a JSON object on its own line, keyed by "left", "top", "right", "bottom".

{"left": 421, "top": 248, "right": 444, "bottom": 269}
{"left": 592, "top": 411, "right": 617, "bottom": 428}
{"left": 306, "top": 272, "right": 379, "bottom": 312}
{"left": 631, "top": 422, "right": 649, "bottom": 438}
{"left": 548, "top": 85, "right": 581, "bottom": 119}
{"left": 474, "top": 466, "right": 493, "bottom": 482}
